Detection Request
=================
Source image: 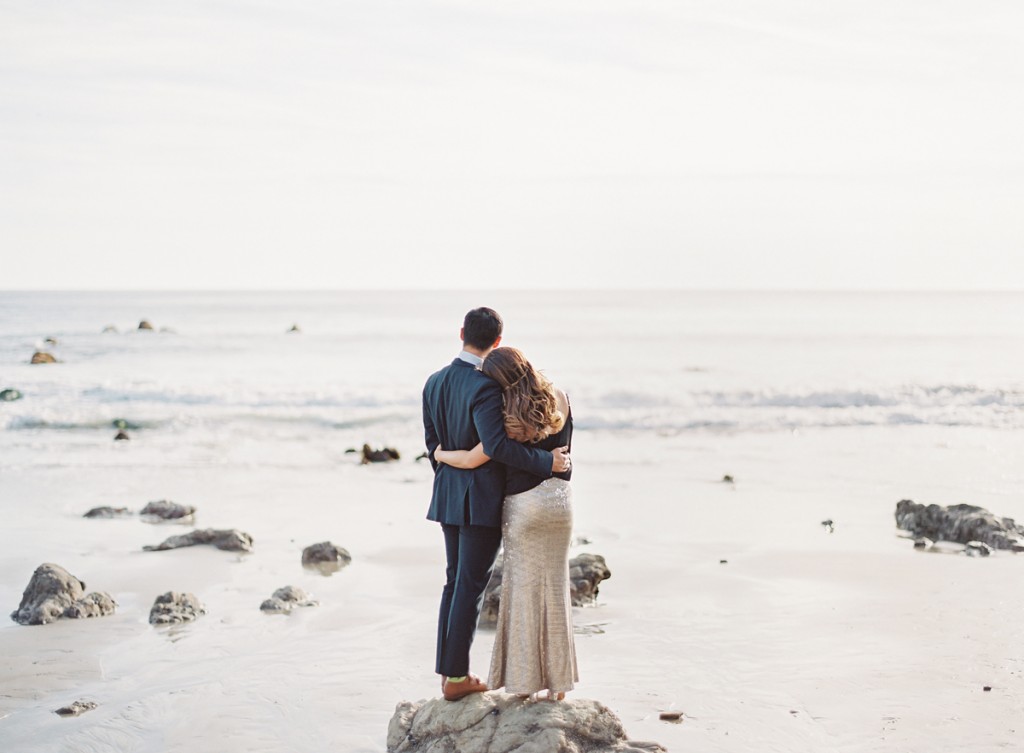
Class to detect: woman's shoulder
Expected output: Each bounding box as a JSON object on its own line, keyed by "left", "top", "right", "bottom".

{"left": 552, "top": 386, "right": 570, "bottom": 416}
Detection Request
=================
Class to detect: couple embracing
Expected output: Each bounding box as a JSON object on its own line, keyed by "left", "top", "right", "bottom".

{"left": 423, "top": 307, "right": 577, "bottom": 702}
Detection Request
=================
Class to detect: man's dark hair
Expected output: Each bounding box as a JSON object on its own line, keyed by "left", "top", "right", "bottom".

{"left": 463, "top": 307, "right": 503, "bottom": 350}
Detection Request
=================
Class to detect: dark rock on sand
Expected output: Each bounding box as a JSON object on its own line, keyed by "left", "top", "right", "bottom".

{"left": 138, "top": 320, "right": 154, "bottom": 330}
{"left": 140, "top": 500, "right": 196, "bottom": 522}
{"left": 344, "top": 447, "right": 358, "bottom": 454}
{"left": 387, "top": 693, "right": 666, "bottom": 753}
{"left": 83, "top": 506, "right": 132, "bottom": 518}
{"left": 569, "top": 553, "right": 612, "bottom": 604}
{"left": 10, "top": 563, "right": 116, "bottom": 625}
{"left": 287, "top": 324, "right": 301, "bottom": 333}
{"left": 415, "top": 452, "right": 429, "bottom": 462}
{"left": 1, "top": 388, "right": 23, "bottom": 402}
{"left": 895, "top": 499, "right": 1024, "bottom": 552}
{"left": 481, "top": 553, "right": 611, "bottom": 626}
{"left": 150, "top": 591, "right": 206, "bottom": 625}
{"left": 114, "top": 430, "right": 130, "bottom": 441}
{"left": 144, "top": 529, "right": 253, "bottom": 553}
{"left": 821, "top": 519, "right": 835, "bottom": 533}
{"left": 302, "top": 541, "right": 352, "bottom": 574}
{"left": 722, "top": 474, "right": 734, "bottom": 483}
{"left": 55, "top": 700, "right": 98, "bottom": 717}
{"left": 362, "top": 444, "right": 400, "bottom": 463}
{"left": 30, "top": 351, "right": 58, "bottom": 364}
{"left": 260, "top": 585, "right": 319, "bottom": 614}
{"left": 658, "top": 711, "right": 683, "bottom": 723}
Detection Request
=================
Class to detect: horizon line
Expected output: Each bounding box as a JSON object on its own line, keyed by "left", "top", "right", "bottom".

{"left": 1, "top": 287, "right": 1023, "bottom": 295}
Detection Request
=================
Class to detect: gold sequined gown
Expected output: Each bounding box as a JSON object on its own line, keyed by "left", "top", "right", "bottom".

{"left": 488, "top": 476, "right": 578, "bottom": 695}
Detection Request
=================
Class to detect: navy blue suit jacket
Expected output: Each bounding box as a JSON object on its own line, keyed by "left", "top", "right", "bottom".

{"left": 423, "top": 358, "right": 553, "bottom": 528}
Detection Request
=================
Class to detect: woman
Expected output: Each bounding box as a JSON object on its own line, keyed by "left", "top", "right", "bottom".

{"left": 434, "top": 347, "right": 577, "bottom": 701}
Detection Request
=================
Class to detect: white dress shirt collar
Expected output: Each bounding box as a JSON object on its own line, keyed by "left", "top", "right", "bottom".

{"left": 458, "top": 350, "right": 484, "bottom": 368}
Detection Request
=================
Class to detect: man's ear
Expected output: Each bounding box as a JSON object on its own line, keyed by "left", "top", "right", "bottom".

{"left": 492, "top": 336, "right": 502, "bottom": 348}
{"left": 460, "top": 327, "right": 465, "bottom": 343}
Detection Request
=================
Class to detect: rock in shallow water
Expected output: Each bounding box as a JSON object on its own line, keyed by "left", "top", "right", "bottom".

{"left": 140, "top": 499, "right": 196, "bottom": 522}
{"left": 481, "top": 553, "right": 611, "bottom": 627}
{"left": 362, "top": 444, "right": 400, "bottom": 463}
{"left": 55, "top": 700, "right": 98, "bottom": 717}
{"left": 10, "top": 563, "right": 116, "bottom": 625}
{"left": 895, "top": 499, "right": 1024, "bottom": 552}
{"left": 150, "top": 591, "right": 206, "bottom": 624}
{"left": 260, "top": 585, "right": 319, "bottom": 614}
{"left": 144, "top": 528, "right": 253, "bottom": 553}
{"left": 0, "top": 388, "right": 23, "bottom": 401}
{"left": 302, "top": 541, "right": 352, "bottom": 574}
{"left": 387, "top": 693, "right": 665, "bottom": 753}
{"left": 83, "top": 506, "right": 132, "bottom": 518}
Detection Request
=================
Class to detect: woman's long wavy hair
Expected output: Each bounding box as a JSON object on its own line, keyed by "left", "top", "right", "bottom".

{"left": 481, "top": 347, "right": 565, "bottom": 443}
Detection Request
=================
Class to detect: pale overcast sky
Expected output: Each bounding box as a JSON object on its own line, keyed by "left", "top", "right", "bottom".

{"left": 1, "top": 0, "right": 1022, "bottom": 290}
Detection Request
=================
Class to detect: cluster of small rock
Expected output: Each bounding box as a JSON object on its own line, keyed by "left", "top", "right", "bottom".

{"left": 12, "top": 497, "right": 358, "bottom": 633}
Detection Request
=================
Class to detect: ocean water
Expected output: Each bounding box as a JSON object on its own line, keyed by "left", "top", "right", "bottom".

{"left": 2, "top": 290, "right": 1023, "bottom": 470}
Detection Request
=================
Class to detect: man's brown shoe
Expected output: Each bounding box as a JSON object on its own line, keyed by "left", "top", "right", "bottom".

{"left": 443, "top": 675, "right": 488, "bottom": 701}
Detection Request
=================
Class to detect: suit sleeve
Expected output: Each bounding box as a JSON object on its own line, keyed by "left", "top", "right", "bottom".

{"left": 473, "top": 383, "right": 553, "bottom": 478}
{"left": 422, "top": 385, "right": 440, "bottom": 472}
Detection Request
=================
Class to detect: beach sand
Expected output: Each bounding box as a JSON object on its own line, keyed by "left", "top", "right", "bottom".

{"left": 2, "top": 424, "right": 1022, "bottom": 752}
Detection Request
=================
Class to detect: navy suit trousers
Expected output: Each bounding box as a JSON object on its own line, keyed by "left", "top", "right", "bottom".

{"left": 436, "top": 523, "right": 503, "bottom": 677}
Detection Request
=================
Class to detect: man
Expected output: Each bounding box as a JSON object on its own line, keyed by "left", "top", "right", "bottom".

{"left": 423, "top": 307, "right": 571, "bottom": 701}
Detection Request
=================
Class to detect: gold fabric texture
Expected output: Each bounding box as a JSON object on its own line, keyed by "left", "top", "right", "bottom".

{"left": 488, "top": 477, "right": 579, "bottom": 695}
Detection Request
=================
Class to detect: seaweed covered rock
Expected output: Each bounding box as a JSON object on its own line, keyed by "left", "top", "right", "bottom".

{"left": 387, "top": 693, "right": 665, "bottom": 753}
{"left": 895, "top": 499, "right": 1024, "bottom": 552}
{"left": 143, "top": 528, "right": 253, "bottom": 553}
{"left": 481, "top": 553, "right": 611, "bottom": 627}
{"left": 0, "top": 388, "right": 23, "bottom": 402}
{"left": 150, "top": 591, "right": 206, "bottom": 625}
{"left": 10, "top": 564, "right": 116, "bottom": 625}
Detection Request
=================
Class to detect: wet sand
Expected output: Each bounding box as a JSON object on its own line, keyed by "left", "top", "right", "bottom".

{"left": 2, "top": 426, "right": 1023, "bottom": 752}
